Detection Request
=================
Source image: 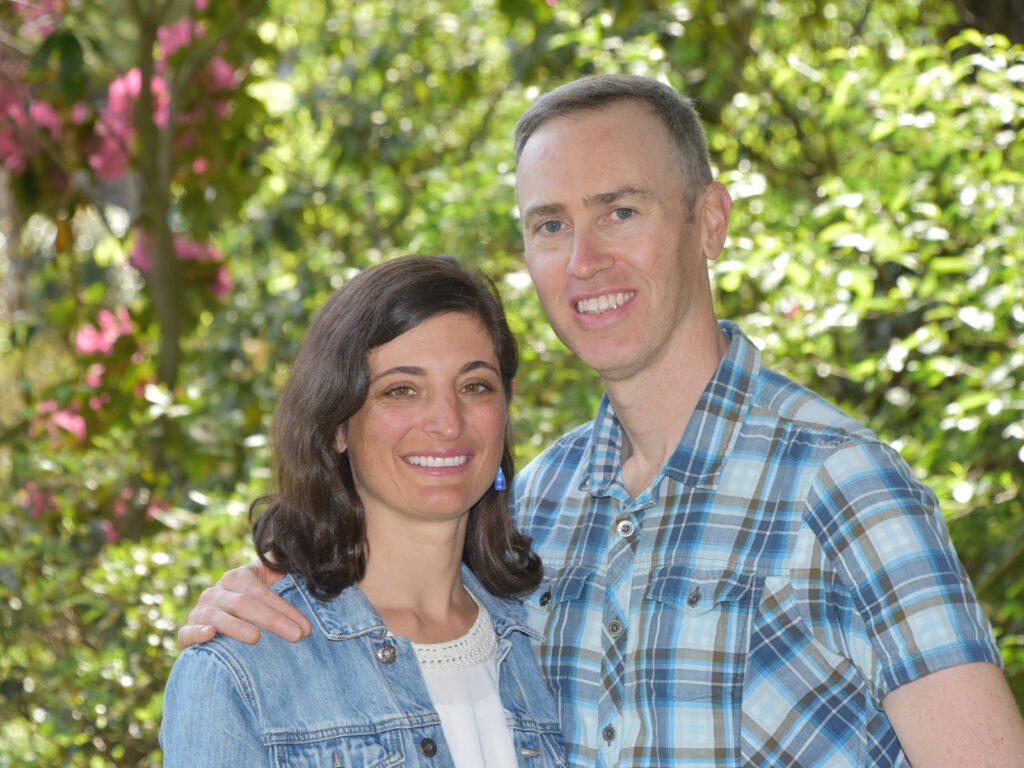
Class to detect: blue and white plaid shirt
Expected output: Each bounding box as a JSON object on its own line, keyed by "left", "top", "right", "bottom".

{"left": 513, "top": 321, "right": 999, "bottom": 767}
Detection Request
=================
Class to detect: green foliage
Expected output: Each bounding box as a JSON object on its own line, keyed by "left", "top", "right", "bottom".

{"left": 1, "top": 0, "right": 1022, "bottom": 764}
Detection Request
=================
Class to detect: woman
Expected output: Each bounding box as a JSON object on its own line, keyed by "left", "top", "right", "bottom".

{"left": 161, "top": 255, "right": 566, "bottom": 766}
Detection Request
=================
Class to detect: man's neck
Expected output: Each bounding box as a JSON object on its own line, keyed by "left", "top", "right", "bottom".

{"left": 605, "top": 318, "right": 729, "bottom": 498}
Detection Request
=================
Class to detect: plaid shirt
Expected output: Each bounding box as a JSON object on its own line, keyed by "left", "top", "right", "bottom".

{"left": 513, "top": 321, "right": 999, "bottom": 767}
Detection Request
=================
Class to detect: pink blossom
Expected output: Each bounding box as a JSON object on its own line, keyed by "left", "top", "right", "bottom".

{"left": 0, "top": 101, "right": 61, "bottom": 172}
{"left": 85, "top": 362, "right": 106, "bottom": 387}
{"left": 195, "top": 0, "right": 209, "bottom": 10}
{"left": 28, "top": 101, "right": 61, "bottom": 136}
{"left": 52, "top": 409, "right": 87, "bottom": 439}
{"left": 206, "top": 57, "right": 239, "bottom": 91}
{"left": 37, "top": 399, "right": 58, "bottom": 414}
{"left": 75, "top": 307, "right": 133, "bottom": 356}
{"left": 158, "top": 18, "right": 203, "bottom": 58}
{"left": 212, "top": 264, "right": 232, "bottom": 300}
{"left": 20, "top": 481, "right": 52, "bottom": 518}
{"left": 90, "top": 68, "right": 170, "bottom": 181}
{"left": 192, "top": 156, "right": 209, "bottom": 174}
{"left": 101, "top": 519, "right": 119, "bottom": 543}
{"left": 130, "top": 231, "right": 154, "bottom": 272}
{"left": 71, "top": 102, "right": 90, "bottom": 124}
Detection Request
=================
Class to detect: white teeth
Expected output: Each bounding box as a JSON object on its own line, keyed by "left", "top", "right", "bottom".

{"left": 576, "top": 291, "right": 636, "bottom": 315}
{"left": 407, "top": 455, "right": 469, "bottom": 468}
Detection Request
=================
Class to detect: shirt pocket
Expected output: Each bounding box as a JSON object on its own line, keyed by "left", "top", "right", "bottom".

{"left": 272, "top": 731, "right": 403, "bottom": 768}
{"left": 523, "top": 565, "right": 600, "bottom": 698}
{"left": 642, "top": 564, "right": 763, "bottom": 702}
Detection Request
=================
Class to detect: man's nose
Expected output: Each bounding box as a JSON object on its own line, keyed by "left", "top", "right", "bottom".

{"left": 567, "top": 228, "right": 612, "bottom": 279}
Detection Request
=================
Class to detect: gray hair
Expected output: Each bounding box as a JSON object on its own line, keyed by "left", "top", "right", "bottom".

{"left": 514, "top": 74, "right": 713, "bottom": 214}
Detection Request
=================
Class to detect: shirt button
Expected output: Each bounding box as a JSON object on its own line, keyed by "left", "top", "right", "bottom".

{"left": 606, "top": 619, "right": 623, "bottom": 637}
{"left": 375, "top": 643, "right": 397, "bottom": 664}
{"left": 420, "top": 737, "right": 437, "bottom": 756}
{"left": 616, "top": 519, "right": 634, "bottom": 538}
{"left": 539, "top": 590, "right": 552, "bottom": 607}
{"left": 602, "top": 725, "right": 616, "bottom": 743}
{"left": 686, "top": 589, "right": 702, "bottom": 607}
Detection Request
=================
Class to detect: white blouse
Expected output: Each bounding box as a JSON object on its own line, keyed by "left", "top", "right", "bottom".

{"left": 411, "top": 593, "right": 518, "bottom": 767}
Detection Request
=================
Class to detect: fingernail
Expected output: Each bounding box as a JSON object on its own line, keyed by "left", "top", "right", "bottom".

{"left": 289, "top": 626, "right": 302, "bottom": 642}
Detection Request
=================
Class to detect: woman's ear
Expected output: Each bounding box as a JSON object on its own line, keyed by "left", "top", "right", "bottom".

{"left": 335, "top": 423, "right": 348, "bottom": 453}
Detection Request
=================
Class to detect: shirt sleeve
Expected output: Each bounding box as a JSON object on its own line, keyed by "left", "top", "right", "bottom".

{"left": 161, "top": 646, "right": 271, "bottom": 767}
{"left": 805, "top": 440, "right": 1001, "bottom": 703}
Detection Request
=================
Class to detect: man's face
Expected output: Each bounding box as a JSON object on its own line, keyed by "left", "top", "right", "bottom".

{"left": 515, "top": 100, "right": 728, "bottom": 384}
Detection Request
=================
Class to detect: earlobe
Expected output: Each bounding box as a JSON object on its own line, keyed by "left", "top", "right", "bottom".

{"left": 701, "top": 181, "right": 732, "bottom": 262}
{"left": 335, "top": 424, "right": 347, "bottom": 454}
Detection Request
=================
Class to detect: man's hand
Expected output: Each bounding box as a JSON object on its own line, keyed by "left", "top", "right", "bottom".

{"left": 177, "top": 561, "right": 312, "bottom": 648}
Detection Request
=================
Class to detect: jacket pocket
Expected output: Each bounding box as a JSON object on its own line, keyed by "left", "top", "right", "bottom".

{"left": 642, "top": 564, "right": 763, "bottom": 702}
{"left": 273, "top": 732, "right": 403, "bottom": 768}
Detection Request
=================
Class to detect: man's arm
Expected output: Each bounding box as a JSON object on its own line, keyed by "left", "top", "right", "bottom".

{"left": 177, "top": 561, "right": 312, "bottom": 648}
{"left": 883, "top": 662, "right": 1024, "bottom": 767}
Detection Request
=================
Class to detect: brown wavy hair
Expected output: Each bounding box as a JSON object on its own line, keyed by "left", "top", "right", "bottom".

{"left": 251, "top": 255, "right": 541, "bottom": 600}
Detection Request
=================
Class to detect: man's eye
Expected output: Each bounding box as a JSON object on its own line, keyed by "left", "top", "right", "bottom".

{"left": 540, "top": 220, "right": 563, "bottom": 234}
{"left": 612, "top": 208, "right": 635, "bottom": 220}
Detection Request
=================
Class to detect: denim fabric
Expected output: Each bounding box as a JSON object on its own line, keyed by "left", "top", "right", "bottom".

{"left": 161, "top": 566, "right": 566, "bottom": 767}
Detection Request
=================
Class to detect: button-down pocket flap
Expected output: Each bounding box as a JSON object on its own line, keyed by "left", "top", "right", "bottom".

{"left": 549, "top": 565, "right": 592, "bottom": 605}
{"left": 645, "top": 565, "right": 758, "bottom": 616}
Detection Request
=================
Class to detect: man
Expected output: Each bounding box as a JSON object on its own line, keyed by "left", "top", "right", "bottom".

{"left": 178, "top": 75, "right": 1024, "bottom": 766}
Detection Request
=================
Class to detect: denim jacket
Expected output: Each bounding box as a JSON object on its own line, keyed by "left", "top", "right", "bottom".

{"left": 161, "top": 566, "right": 567, "bottom": 767}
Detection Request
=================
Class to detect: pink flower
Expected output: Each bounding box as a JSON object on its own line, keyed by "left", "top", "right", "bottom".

{"left": 28, "top": 101, "right": 61, "bottom": 136}
{"left": 192, "top": 156, "right": 209, "bottom": 174}
{"left": 52, "top": 410, "right": 87, "bottom": 439}
{"left": 158, "top": 18, "right": 203, "bottom": 58}
{"left": 101, "top": 519, "right": 119, "bottom": 543}
{"left": 206, "top": 57, "right": 238, "bottom": 91}
{"left": 75, "top": 307, "right": 133, "bottom": 356}
{"left": 194, "top": 0, "right": 209, "bottom": 10}
{"left": 212, "top": 264, "right": 232, "bottom": 300}
{"left": 85, "top": 362, "right": 106, "bottom": 387}
{"left": 20, "top": 481, "right": 52, "bottom": 518}
{"left": 71, "top": 102, "right": 90, "bottom": 124}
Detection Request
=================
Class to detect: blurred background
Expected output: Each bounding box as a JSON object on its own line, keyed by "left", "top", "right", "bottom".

{"left": 1, "top": 0, "right": 1022, "bottom": 763}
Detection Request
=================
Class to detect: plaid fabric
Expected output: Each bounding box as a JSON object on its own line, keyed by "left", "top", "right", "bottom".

{"left": 513, "top": 321, "right": 1000, "bottom": 768}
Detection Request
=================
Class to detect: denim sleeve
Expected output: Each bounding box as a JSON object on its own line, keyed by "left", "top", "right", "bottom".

{"left": 160, "top": 646, "right": 271, "bottom": 767}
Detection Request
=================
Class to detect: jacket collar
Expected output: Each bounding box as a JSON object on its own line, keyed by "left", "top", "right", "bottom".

{"left": 277, "top": 564, "right": 540, "bottom": 643}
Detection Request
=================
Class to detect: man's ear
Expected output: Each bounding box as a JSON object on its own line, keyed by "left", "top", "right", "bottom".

{"left": 700, "top": 181, "right": 732, "bottom": 263}
{"left": 335, "top": 423, "right": 347, "bottom": 453}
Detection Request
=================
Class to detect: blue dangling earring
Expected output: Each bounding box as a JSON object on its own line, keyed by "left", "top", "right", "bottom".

{"left": 494, "top": 467, "right": 507, "bottom": 491}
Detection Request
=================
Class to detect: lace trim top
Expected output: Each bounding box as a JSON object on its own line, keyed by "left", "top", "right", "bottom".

{"left": 411, "top": 590, "right": 497, "bottom": 671}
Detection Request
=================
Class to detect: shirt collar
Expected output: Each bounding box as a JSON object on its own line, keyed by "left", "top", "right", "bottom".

{"left": 583, "top": 320, "right": 760, "bottom": 494}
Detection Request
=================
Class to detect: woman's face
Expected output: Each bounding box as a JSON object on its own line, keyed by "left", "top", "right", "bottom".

{"left": 336, "top": 312, "right": 507, "bottom": 533}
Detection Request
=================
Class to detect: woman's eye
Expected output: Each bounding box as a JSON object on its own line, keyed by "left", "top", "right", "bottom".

{"left": 463, "top": 381, "right": 495, "bottom": 394}
{"left": 384, "top": 385, "right": 416, "bottom": 397}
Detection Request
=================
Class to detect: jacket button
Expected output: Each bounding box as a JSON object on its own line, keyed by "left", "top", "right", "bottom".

{"left": 420, "top": 737, "right": 437, "bottom": 756}
{"left": 616, "top": 519, "right": 634, "bottom": 537}
{"left": 602, "top": 725, "right": 616, "bottom": 742}
{"left": 539, "top": 590, "right": 552, "bottom": 607}
{"left": 375, "top": 643, "right": 397, "bottom": 664}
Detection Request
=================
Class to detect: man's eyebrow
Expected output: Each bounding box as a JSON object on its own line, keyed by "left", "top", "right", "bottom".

{"left": 583, "top": 187, "right": 654, "bottom": 206}
{"left": 523, "top": 187, "right": 655, "bottom": 221}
